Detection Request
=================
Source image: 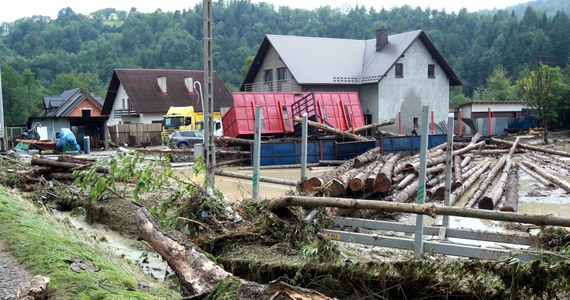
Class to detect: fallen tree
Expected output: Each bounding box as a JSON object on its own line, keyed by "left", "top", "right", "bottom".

{"left": 491, "top": 137, "right": 570, "bottom": 157}
{"left": 136, "top": 207, "right": 332, "bottom": 299}
{"left": 267, "top": 196, "right": 570, "bottom": 227}
{"left": 293, "top": 116, "right": 370, "bottom": 142}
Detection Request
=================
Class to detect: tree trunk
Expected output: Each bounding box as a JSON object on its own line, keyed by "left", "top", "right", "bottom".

{"left": 374, "top": 152, "right": 401, "bottom": 192}
{"left": 500, "top": 165, "right": 520, "bottom": 212}
{"left": 31, "top": 157, "right": 108, "bottom": 173}
{"left": 327, "top": 168, "right": 361, "bottom": 196}
{"left": 452, "top": 141, "right": 486, "bottom": 156}
{"left": 492, "top": 137, "right": 570, "bottom": 157}
{"left": 449, "top": 159, "right": 492, "bottom": 206}
{"left": 301, "top": 159, "right": 354, "bottom": 194}
{"left": 293, "top": 116, "right": 370, "bottom": 141}
{"left": 214, "top": 135, "right": 255, "bottom": 145}
{"left": 391, "top": 179, "right": 419, "bottom": 203}
{"left": 403, "top": 153, "right": 446, "bottom": 174}
{"left": 344, "top": 118, "right": 395, "bottom": 133}
{"left": 215, "top": 170, "right": 297, "bottom": 186}
{"left": 349, "top": 160, "right": 383, "bottom": 192}
{"left": 427, "top": 158, "right": 491, "bottom": 200}
{"left": 136, "top": 208, "right": 332, "bottom": 299}
{"left": 453, "top": 155, "right": 463, "bottom": 188}
{"left": 464, "top": 155, "right": 507, "bottom": 208}
{"left": 518, "top": 163, "right": 555, "bottom": 187}
{"left": 520, "top": 161, "right": 570, "bottom": 193}
{"left": 267, "top": 196, "right": 570, "bottom": 227}
{"left": 479, "top": 160, "right": 513, "bottom": 210}
{"left": 353, "top": 147, "right": 382, "bottom": 168}
{"left": 396, "top": 173, "right": 416, "bottom": 190}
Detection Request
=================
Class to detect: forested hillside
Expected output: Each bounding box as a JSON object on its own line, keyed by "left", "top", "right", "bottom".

{"left": 1, "top": 0, "right": 569, "bottom": 127}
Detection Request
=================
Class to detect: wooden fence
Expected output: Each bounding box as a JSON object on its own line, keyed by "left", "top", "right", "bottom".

{"left": 108, "top": 124, "right": 162, "bottom": 147}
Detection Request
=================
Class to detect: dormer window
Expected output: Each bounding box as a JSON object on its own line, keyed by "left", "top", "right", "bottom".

{"left": 184, "top": 77, "right": 194, "bottom": 94}
{"left": 157, "top": 76, "right": 167, "bottom": 94}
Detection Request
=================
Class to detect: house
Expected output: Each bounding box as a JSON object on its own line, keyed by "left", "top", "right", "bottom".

{"left": 101, "top": 69, "right": 233, "bottom": 126}
{"left": 241, "top": 29, "right": 461, "bottom": 135}
{"left": 31, "top": 88, "right": 106, "bottom": 148}
{"left": 455, "top": 101, "right": 533, "bottom": 136}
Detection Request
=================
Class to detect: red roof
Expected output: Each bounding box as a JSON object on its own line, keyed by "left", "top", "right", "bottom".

{"left": 222, "top": 92, "right": 364, "bottom": 138}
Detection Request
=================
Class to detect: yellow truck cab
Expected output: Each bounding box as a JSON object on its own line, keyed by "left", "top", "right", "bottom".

{"left": 162, "top": 106, "right": 223, "bottom": 138}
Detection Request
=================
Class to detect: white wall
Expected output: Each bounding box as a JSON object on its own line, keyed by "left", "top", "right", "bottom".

{"left": 376, "top": 40, "right": 450, "bottom": 134}
{"left": 107, "top": 84, "right": 129, "bottom": 126}
{"left": 255, "top": 46, "right": 301, "bottom": 91}
{"left": 31, "top": 118, "right": 71, "bottom": 140}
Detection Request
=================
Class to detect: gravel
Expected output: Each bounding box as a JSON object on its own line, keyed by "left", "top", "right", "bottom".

{"left": 0, "top": 241, "right": 32, "bottom": 300}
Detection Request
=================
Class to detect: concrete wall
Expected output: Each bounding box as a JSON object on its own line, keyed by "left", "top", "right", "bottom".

{"left": 376, "top": 40, "right": 450, "bottom": 134}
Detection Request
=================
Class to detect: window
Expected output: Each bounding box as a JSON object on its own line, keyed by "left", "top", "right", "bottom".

{"left": 413, "top": 117, "right": 418, "bottom": 128}
{"left": 428, "top": 64, "right": 435, "bottom": 78}
{"left": 395, "top": 63, "right": 403, "bottom": 78}
{"left": 277, "top": 67, "right": 289, "bottom": 80}
{"left": 264, "top": 69, "right": 273, "bottom": 82}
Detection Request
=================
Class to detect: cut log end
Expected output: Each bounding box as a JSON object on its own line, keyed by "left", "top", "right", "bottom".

{"left": 348, "top": 178, "right": 363, "bottom": 192}
{"left": 374, "top": 174, "right": 392, "bottom": 193}
{"left": 327, "top": 180, "right": 346, "bottom": 197}
{"left": 302, "top": 178, "right": 323, "bottom": 194}
{"left": 478, "top": 197, "right": 494, "bottom": 210}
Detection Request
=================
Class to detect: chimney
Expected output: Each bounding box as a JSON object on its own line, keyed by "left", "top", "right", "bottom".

{"left": 157, "top": 76, "right": 167, "bottom": 94}
{"left": 376, "top": 28, "right": 388, "bottom": 51}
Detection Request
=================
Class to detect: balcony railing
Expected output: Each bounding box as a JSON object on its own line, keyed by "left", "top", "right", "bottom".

{"left": 243, "top": 79, "right": 301, "bottom": 92}
{"left": 114, "top": 108, "right": 139, "bottom": 117}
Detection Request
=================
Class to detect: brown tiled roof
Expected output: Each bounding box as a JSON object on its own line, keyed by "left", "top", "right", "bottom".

{"left": 102, "top": 69, "right": 233, "bottom": 115}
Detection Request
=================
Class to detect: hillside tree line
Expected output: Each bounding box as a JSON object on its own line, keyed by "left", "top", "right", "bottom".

{"left": 0, "top": 0, "right": 569, "bottom": 128}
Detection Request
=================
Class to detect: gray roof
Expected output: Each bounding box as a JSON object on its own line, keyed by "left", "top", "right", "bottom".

{"left": 242, "top": 30, "right": 460, "bottom": 89}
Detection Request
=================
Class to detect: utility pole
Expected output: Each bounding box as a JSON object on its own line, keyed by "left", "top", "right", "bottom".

{"left": 0, "top": 66, "right": 5, "bottom": 151}
{"left": 203, "top": 0, "right": 215, "bottom": 188}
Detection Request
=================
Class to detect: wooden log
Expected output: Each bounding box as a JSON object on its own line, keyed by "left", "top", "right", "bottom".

{"left": 470, "top": 149, "right": 522, "bottom": 155}
{"left": 427, "top": 158, "right": 491, "bottom": 199}
{"left": 403, "top": 153, "right": 446, "bottom": 174}
{"left": 293, "top": 116, "right": 370, "bottom": 142}
{"left": 327, "top": 168, "right": 361, "bottom": 196}
{"left": 31, "top": 157, "right": 108, "bottom": 173}
{"left": 395, "top": 149, "right": 444, "bottom": 174}
{"left": 57, "top": 154, "right": 97, "bottom": 164}
{"left": 524, "top": 152, "right": 570, "bottom": 174}
{"left": 344, "top": 118, "right": 395, "bottom": 133}
{"left": 215, "top": 170, "right": 297, "bottom": 186}
{"left": 427, "top": 156, "right": 472, "bottom": 187}
{"left": 353, "top": 147, "right": 382, "bottom": 168}
{"left": 492, "top": 137, "right": 570, "bottom": 157}
{"left": 365, "top": 154, "right": 392, "bottom": 193}
{"left": 391, "top": 178, "right": 419, "bottom": 203}
{"left": 349, "top": 160, "right": 383, "bottom": 192}
{"left": 508, "top": 137, "right": 521, "bottom": 157}
{"left": 464, "top": 155, "right": 507, "bottom": 208}
{"left": 301, "top": 159, "right": 354, "bottom": 194}
{"left": 500, "top": 165, "right": 520, "bottom": 212}
{"left": 449, "top": 159, "right": 492, "bottom": 206}
{"left": 518, "top": 163, "right": 555, "bottom": 187}
{"left": 238, "top": 163, "right": 319, "bottom": 170}
{"left": 452, "top": 141, "right": 486, "bottom": 156}
{"left": 453, "top": 155, "right": 463, "bottom": 188}
{"left": 318, "top": 160, "right": 346, "bottom": 166}
{"left": 136, "top": 207, "right": 332, "bottom": 299}
{"left": 479, "top": 160, "right": 513, "bottom": 210}
{"left": 49, "top": 172, "right": 76, "bottom": 181}
{"left": 374, "top": 130, "right": 401, "bottom": 137}
{"left": 374, "top": 152, "right": 401, "bottom": 193}
{"left": 214, "top": 135, "right": 255, "bottom": 145}
{"left": 396, "top": 173, "right": 416, "bottom": 190}
{"left": 215, "top": 158, "right": 249, "bottom": 167}
{"left": 520, "top": 161, "right": 570, "bottom": 193}
{"left": 267, "top": 195, "right": 570, "bottom": 227}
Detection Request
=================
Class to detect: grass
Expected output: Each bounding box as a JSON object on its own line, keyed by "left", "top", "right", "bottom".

{"left": 0, "top": 186, "right": 181, "bottom": 300}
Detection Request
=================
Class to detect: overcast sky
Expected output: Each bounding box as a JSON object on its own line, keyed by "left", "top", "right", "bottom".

{"left": 0, "top": 0, "right": 528, "bottom": 23}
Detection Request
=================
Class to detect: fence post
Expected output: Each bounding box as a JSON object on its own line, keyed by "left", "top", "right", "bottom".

{"left": 414, "top": 106, "right": 429, "bottom": 256}
{"left": 252, "top": 106, "right": 263, "bottom": 201}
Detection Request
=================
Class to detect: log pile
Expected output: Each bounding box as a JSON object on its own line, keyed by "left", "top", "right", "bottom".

{"left": 298, "top": 136, "right": 570, "bottom": 214}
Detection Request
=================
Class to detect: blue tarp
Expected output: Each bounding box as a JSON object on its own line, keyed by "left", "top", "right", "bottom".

{"left": 56, "top": 128, "right": 81, "bottom": 152}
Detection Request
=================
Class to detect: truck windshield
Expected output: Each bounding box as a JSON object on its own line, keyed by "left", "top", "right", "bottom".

{"left": 163, "top": 117, "right": 183, "bottom": 128}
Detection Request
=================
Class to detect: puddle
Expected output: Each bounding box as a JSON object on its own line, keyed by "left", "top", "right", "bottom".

{"left": 51, "top": 210, "right": 170, "bottom": 280}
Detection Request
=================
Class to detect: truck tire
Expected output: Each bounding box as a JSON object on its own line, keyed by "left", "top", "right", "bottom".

{"left": 178, "top": 142, "right": 189, "bottom": 149}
